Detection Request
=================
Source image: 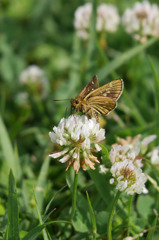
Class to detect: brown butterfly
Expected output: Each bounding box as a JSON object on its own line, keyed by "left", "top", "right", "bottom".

{"left": 70, "top": 75, "right": 123, "bottom": 120}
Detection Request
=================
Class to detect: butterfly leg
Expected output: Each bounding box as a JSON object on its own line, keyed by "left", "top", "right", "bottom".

{"left": 84, "top": 108, "right": 99, "bottom": 121}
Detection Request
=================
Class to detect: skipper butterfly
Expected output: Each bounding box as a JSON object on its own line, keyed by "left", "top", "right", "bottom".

{"left": 70, "top": 75, "right": 123, "bottom": 120}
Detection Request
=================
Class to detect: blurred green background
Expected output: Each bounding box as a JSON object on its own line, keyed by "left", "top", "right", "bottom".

{"left": 0, "top": 0, "right": 159, "bottom": 239}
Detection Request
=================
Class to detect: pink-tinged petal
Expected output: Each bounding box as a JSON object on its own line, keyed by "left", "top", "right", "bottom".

{"left": 59, "top": 154, "right": 70, "bottom": 163}
{"left": 49, "top": 152, "right": 63, "bottom": 158}
{"left": 85, "top": 157, "right": 95, "bottom": 169}
{"left": 89, "top": 154, "right": 100, "bottom": 163}
{"left": 49, "top": 148, "right": 69, "bottom": 158}
{"left": 73, "top": 159, "right": 80, "bottom": 174}
{"left": 66, "top": 160, "right": 73, "bottom": 171}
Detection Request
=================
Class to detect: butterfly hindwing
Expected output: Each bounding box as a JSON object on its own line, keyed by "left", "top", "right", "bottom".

{"left": 87, "top": 96, "right": 116, "bottom": 115}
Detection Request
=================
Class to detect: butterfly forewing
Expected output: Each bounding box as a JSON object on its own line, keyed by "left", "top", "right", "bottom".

{"left": 78, "top": 75, "right": 99, "bottom": 98}
{"left": 85, "top": 79, "right": 123, "bottom": 101}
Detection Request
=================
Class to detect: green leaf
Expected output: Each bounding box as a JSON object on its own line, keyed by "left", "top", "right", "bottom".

{"left": 137, "top": 195, "right": 154, "bottom": 219}
{"left": 88, "top": 169, "right": 113, "bottom": 206}
{"left": 96, "top": 211, "right": 109, "bottom": 235}
{"left": 72, "top": 192, "right": 91, "bottom": 233}
{"left": 7, "top": 170, "right": 20, "bottom": 240}
{"left": 97, "top": 37, "right": 158, "bottom": 81}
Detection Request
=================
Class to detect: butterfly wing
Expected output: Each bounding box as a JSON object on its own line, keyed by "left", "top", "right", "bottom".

{"left": 85, "top": 79, "right": 123, "bottom": 101}
{"left": 78, "top": 75, "right": 99, "bottom": 98}
{"left": 87, "top": 96, "right": 116, "bottom": 116}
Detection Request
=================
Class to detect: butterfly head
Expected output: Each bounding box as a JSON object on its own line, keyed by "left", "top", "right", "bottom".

{"left": 70, "top": 97, "right": 81, "bottom": 108}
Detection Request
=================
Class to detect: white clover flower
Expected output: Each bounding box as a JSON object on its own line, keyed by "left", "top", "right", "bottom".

{"left": 49, "top": 115, "right": 105, "bottom": 173}
{"left": 109, "top": 144, "right": 143, "bottom": 168}
{"left": 19, "top": 65, "right": 49, "bottom": 98}
{"left": 122, "top": 0, "right": 159, "bottom": 42}
{"left": 97, "top": 4, "right": 120, "bottom": 32}
{"left": 115, "top": 134, "right": 157, "bottom": 156}
{"left": 110, "top": 159, "right": 147, "bottom": 195}
{"left": 74, "top": 3, "right": 92, "bottom": 40}
{"left": 74, "top": 3, "right": 120, "bottom": 40}
{"left": 150, "top": 147, "right": 159, "bottom": 165}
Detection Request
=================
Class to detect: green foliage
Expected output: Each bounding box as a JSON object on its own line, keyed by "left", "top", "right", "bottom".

{"left": 7, "top": 170, "right": 20, "bottom": 240}
{"left": 0, "top": 0, "right": 159, "bottom": 239}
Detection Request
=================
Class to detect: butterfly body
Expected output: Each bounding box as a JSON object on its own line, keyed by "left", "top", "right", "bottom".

{"left": 71, "top": 75, "right": 123, "bottom": 120}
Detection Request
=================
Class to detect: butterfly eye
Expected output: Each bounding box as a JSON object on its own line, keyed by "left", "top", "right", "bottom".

{"left": 75, "top": 100, "right": 79, "bottom": 104}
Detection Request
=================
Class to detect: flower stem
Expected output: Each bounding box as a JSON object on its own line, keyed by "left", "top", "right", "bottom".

{"left": 127, "top": 195, "right": 133, "bottom": 236}
{"left": 70, "top": 172, "right": 78, "bottom": 220}
{"left": 107, "top": 191, "right": 121, "bottom": 240}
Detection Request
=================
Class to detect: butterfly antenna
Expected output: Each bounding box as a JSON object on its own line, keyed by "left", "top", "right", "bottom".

{"left": 51, "top": 99, "right": 71, "bottom": 102}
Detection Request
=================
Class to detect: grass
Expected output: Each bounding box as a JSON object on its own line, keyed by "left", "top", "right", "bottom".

{"left": 0, "top": 0, "right": 159, "bottom": 239}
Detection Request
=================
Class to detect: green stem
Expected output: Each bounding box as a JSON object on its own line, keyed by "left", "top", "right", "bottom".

{"left": 127, "top": 195, "right": 133, "bottom": 236}
{"left": 70, "top": 172, "right": 78, "bottom": 220}
{"left": 107, "top": 191, "right": 121, "bottom": 240}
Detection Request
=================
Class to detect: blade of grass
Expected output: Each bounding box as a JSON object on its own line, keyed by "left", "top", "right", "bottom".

{"left": 44, "top": 185, "right": 67, "bottom": 216}
{"left": 7, "top": 170, "right": 20, "bottom": 240}
{"left": 148, "top": 56, "right": 159, "bottom": 143}
{"left": 86, "top": 191, "right": 97, "bottom": 240}
{"left": 122, "top": 90, "right": 147, "bottom": 127}
{"left": 34, "top": 191, "right": 49, "bottom": 240}
{"left": 97, "top": 37, "right": 158, "bottom": 81}
{"left": 22, "top": 221, "right": 71, "bottom": 240}
{"left": 0, "top": 115, "right": 22, "bottom": 182}
{"left": 146, "top": 212, "right": 158, "bottom": 240}
{"left": 35, "top": 156, "right": 50, "bottom": 212}
{"left": 85, "top": 0, "right": 97, "bottom": 80}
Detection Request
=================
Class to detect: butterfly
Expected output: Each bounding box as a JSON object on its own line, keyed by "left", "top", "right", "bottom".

{"left": 70, "top": 75, "right": 123, "bottom": 120}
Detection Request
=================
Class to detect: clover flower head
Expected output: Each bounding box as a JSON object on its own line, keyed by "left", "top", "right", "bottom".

{"left": 49, "top": 115, "right": 105, "bottom": 173}
{"left": 116, "top": 134, "right": 141, "bottom": 148}
{"left": 19, "top": 65, "right": 49, "bottom": 98}
{"left": 97, "top": 4, "right": 120, "bottom": 32}
{"left": 74, "top": 3, "right": 92, "bottom": 40}
{"left": 115, "top": 134, "right": 157, "bottom": 155}
{"left": 74, "top": 3, "right": 120, "bottom": 40}
{"left": 110, "top": 159, "right": 147, "bottom": 194}
{"left": 122, "top": 0, "right": 159, "bottom": 42}
{"left": 109, "top": 144, "right": 142, "bottom": 168}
